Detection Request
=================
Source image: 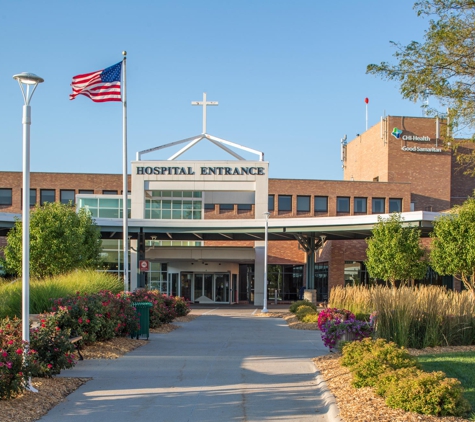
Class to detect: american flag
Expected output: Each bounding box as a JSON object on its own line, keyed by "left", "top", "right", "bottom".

{"left": 70, "top": 61, "right": 122, "bottom": 102}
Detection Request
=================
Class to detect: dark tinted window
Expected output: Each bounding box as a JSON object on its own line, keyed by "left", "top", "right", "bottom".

{"left": 0, "top": 189, "right": 12, "bottom": 205}
{"left": 354, "top": 197, "right": 367, "bottom": 213}
{"left": 40, "top": 189, "right": 55, "bottom": 205}
{"left": 238, "top": 204, "right": 252, "bottom": 211}
{"left": 314, "top": 196, "right": 328, "bottom": 212}
{"left": 268, "top": 195, "right": 275, "bottom": 211}
{"left": 389, "top": 198, "right": 402, "bottom": 213}
{"left": 337, "top": 197, "right": 350, "bottom": 213}
{"left": 297, "top": 196, "right": 310, "bottom": 212}
{"left": 60, "top": 190, "right": 75, "bottom": 205}
{"left": 278, "top": 195, "right": 292, "bottom": 212}
{"left": 219, "top": 204, "right": 234, "bottom": 211}
{"left": 372, "top": 198, "right": 385, "bottom": 214}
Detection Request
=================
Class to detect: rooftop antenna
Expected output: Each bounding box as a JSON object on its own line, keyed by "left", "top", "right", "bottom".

{"left": 341, "top": 134, "right": 347, "bottom": 169}
{"left": 365, "top": 98, "right": 369, "bottom": 130}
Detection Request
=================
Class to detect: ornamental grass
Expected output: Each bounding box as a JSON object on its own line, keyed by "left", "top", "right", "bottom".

{"left": 0, "top": 270, "right": 123, "bottom": 319}
{"left": 330, "top": 285, "right": 475, "bottom": 348}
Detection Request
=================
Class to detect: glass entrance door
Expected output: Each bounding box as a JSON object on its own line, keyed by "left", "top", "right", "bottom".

{"left": 214, "top": 274, "right": 229, "bottom": 302}
{"left": 192, "top": 273, "right": 229, "bottom": 303}
{"left": 194, "top": 274, "right": 213, "bottom": 302}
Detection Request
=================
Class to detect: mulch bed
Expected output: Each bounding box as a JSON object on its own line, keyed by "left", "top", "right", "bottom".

{"left": 314, "top": 347, "right": 475, "bottom": 422}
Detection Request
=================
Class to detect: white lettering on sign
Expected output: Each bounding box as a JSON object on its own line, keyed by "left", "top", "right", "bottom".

{"left": 402, "top": 135, "right": 431, "bottom": 142}
{"left": 402, "top": 146, "right": 442, "bottom": 153}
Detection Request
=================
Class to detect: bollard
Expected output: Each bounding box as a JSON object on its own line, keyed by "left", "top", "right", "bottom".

{"left": 274, "top": 289, "right": 278, "bottom": 305}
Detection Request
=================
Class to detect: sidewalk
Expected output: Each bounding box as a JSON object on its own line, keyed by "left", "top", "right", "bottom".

{"left": 39, "top": 307, "right": 338, "bottom": 422}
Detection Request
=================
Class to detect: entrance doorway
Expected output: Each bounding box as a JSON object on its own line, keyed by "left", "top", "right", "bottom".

{"left": 193, "top": 273, "right": 230, "bottom": 303}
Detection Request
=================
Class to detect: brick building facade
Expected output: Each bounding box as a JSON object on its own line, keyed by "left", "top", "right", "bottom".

{"left": 0, "top": 116, "right": 473, "bottom": 302}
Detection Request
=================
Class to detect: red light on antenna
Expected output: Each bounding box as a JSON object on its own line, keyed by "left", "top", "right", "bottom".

{"left": 364, "top": 98, "right": 369, "bottom": 104}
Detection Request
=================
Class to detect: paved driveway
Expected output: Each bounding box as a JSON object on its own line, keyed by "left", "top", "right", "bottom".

{"left": 40, "top": 307, "right": 333, "bottom": 422}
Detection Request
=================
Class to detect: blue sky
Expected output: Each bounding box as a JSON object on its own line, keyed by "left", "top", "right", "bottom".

{"left": 0, "top": 0, "right": 439, "bottom": 181}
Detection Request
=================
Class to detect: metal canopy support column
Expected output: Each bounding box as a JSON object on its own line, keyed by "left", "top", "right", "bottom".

{"left": 294, "top": 234, "right": 326, "bottom": 290}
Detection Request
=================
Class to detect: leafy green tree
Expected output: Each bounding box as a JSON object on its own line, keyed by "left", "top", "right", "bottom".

{"left": 430, "top": 197, "right": 475, "bottom": 294}
{"left": 365, "top": 214, "right": 428, "bottom": 286}
{"left": 367, "top": 0, "right": 475, "bottom": 173}
{"left": 3, "top": 202, "right": 103, "bottom": 279}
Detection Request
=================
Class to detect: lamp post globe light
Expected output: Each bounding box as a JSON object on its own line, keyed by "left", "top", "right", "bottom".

{"left": 13, "top": 72, "right": 44, "bottom": 354}
{"left": 262, "top": 212, "right": 270, "bottom": 313}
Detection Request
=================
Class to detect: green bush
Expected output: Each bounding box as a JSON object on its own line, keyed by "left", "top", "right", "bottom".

{"left": 341, "top": 338, "right": 418, "bottom": 388}
{"left": 384, "top": 370, "right": 471, "bottom": 416}
{"left": 289, "top": 300, "right": 317, "bottom": 314}
{"left": 341, "top": 337, "right": 377, "bottom": 368}
{"left": 375, "top": 366, "right": 421, "bottom": 397}
{"left": 302, "top": 313, "right": 319, "bottom": 323}
{"left": 295, "top": 305, "right": 317, "bottom": 321}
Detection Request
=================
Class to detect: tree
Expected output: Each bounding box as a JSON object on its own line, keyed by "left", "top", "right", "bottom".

{"left": 430, "top": 197, "right": 475, "bottom": 294}
{"left": 3, "top": 202, "right": 103, "bottom": 279}
{"left": 367, "top": 0, "right": 475, "bottom": 174}
{"left": 365, "top": 213, "right": 428, "bottom": 286}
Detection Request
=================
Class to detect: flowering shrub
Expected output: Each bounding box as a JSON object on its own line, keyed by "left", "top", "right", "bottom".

{"left": 0, "top": 317, "right": 35, "bottom": 399}
{"left": 51, "top": 291, "right": 139, "bottom": 343}
{"left": 317, "top": 307, "right": 355, "bottom": 331}
{"left": 29, "top": 310, "right": 77, "bottom": 377}
{"left": 173, "top": 296, "right": 191, "bottom": 317}
{"left": 130, "top": 290, "right": 187, "bottom": 328}
{"left": 320, "top": 318, "right": 373, "bottom": 350}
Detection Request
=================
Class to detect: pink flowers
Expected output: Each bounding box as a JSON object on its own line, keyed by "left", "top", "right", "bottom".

{"left": 15, "top": 348, "right": 23, "bottom": 355}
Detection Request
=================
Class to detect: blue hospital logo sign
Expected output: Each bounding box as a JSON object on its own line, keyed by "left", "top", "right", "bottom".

{"left": 391, "top": 127, "right": 403, "bottom": 139}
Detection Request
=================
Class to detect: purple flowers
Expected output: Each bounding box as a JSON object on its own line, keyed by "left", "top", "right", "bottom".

{"left": 319, "top": 308, "right": 373, "bottom": 349}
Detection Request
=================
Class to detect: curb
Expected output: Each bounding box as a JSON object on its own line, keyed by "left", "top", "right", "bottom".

{"left": 315, "top": 370, "right": 342, "bottom": 422}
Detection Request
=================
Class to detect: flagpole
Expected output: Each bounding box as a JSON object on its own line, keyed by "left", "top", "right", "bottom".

{"left": 122, "top": 51, "right": 129, "bottom": 292}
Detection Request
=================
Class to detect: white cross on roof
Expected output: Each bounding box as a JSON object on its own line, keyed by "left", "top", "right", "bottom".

{"left": 191, "top": 92, "right": 218, "bottom": 134}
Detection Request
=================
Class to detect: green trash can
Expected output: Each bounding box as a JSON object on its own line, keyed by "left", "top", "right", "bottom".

{"left": 131, "top": 302, "right": 152, "bottom": 340}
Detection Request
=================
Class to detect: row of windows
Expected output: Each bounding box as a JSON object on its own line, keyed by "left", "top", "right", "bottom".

{"left": 268, "top": 195, "right": 402, "bottom": 214}
{"left": 205, "top": 204, "right": 253, "bottom": 212}
{"left": 0, "top": 188, "right": 121, "bottom": 207}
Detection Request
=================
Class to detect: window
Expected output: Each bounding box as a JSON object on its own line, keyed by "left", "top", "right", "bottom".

{"left": 145, "top": 191, "right": 202, "bottom": 220}
{"left": 278, "top": 195, "right": 292, "bottom": 212}
{"left": 314, "top": 196, "right": 328, "bottom": 212}
{"left": 219, "top": 204, "right": 234, "bottom": 211}
{"left": 354, "top": 197, "right": 367, "bottom": 213}
{"left": 337, "top": 197, "right": 350, "bottom": 213}
{"left": 79, "top": 190, "right": 94, "bottom": 194}
{"left": 389, "top": 198, "right": 402, "bottom": 213}
{"left": 0, "top": 189, "right": 12, "bottom": 206}
{"left": 30, "top": 189, "right": 36, "bottom": 207}
{"left": 204, "top": 203, "right": 215, "bottom": 210}
{"left": 102, "top": 190, "right": 118, "bottom": 195}
{"left": 268, "top": 195, "right": 275, "bottom": 211}
{"left": 297, "top": 196, "right": 310, "bottom": 212}
{"left": 40, "top": 189, "right": 55, "bottom": 205}
{"left": 238, "top": 204, "right": 252, "bottom": 211}
{"left": 60, "top": 190, "right": 75, "bottom": 205}
{"left": 372, "top": 198, "right": 385, "bottom": 214}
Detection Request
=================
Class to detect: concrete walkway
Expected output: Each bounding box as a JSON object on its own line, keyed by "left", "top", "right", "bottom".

{"left": 39, "top": 307, "right": 336, "bottom": 422}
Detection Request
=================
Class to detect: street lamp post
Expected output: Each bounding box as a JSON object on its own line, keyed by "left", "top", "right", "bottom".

{"left": 13, "top": 72, "right": 44, "bottom": 359}
{"left": 262, "top": 212, "right": 270, "bottom": 313}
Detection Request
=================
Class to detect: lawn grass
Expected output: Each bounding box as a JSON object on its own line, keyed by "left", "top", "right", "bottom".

{"left": 417, "top": 351, "right": 475, "bottom": 416}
